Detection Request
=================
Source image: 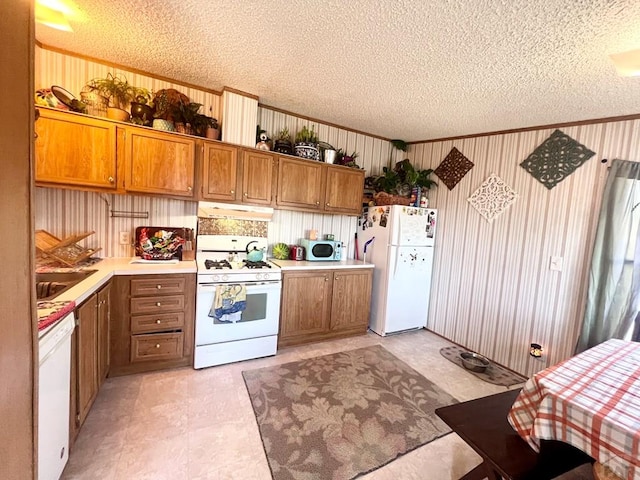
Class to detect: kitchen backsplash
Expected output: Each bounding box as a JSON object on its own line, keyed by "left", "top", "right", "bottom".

{"left": 35, "top": 188, "right": 358, "bottom": 259}
{"left": 198, "top": 218, "right": 268, "bottom": 237}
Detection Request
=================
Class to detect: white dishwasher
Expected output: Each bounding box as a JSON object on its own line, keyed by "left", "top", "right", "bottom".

{"left": 38, "top": 312, "right": 75, "bottom": 480}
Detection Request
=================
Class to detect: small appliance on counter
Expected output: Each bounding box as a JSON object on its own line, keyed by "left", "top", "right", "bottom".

{"left": 300, "top": 239, "right": 342, "bottom": 261}
{"left": 289, "top": 245, "right": 305, "bottom": 260}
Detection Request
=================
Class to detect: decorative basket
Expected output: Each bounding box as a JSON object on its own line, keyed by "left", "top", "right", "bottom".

{"left": 374, "top": 191, "right": 412, "bottom": 206}
{"left": 294, "top": 142, "right": 320, "bottom": 161}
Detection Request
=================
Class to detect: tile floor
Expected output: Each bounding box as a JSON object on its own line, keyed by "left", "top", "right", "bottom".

{"left": 61, "top": 330, "right": 593, "bottom": 480}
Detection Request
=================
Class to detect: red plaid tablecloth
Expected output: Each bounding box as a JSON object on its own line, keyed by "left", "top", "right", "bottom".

{"left": 508, "top": 339, "right": 640, "bottom": 480}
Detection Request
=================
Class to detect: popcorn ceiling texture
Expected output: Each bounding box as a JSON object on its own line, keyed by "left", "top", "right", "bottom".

{"left": 36, "top": 0, "right": 640, "bottom": 141}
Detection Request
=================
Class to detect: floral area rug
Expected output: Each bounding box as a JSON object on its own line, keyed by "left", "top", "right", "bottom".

{"left": 242, "top": 345, "right": 458, "bottom": 480}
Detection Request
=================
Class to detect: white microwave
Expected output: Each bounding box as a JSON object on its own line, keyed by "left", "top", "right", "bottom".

{"left": 300, "top": 239, "right": 342, "bottom": 261}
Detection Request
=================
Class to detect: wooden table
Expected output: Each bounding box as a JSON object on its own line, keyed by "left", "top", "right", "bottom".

{"left": 435, "top": 389, "right": 593, "bottom": 480}
{"left": 508, "top": 339, "right": 640, "bottom": 480}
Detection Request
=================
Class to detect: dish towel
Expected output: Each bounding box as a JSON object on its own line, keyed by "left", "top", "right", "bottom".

{"left": 209, "top": 284, "right": 247, "bottom": 323}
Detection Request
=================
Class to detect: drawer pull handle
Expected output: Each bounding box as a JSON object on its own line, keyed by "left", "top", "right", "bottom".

{"left": 156, "top": 319, "right": 161, "bottom": 324}
{"left": 156, "top": 302, "right": 161, "bottom": 307}
{"left": 156, "top": 285, "right": 162, "bottom": 289}
{"left": 155, "top": 344, "right": 160, "bottom": 349}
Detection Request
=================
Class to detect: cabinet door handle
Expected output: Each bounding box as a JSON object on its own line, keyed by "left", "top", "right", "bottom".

{"left": 108, "top": 176, "right": 115, "bottom": 183}
{"left": 156, "top": 302, "right": 161, "bottom": 307}
{"left": 335, "top": 277, "right": 339, "bottom": 281}
{"left": 230, "top": 189, "right": 235, "bottom": 194}
{"left": 326, "top": 203, "right": 330, "bottom": 207}
{"left": 244, "top": 192, "right": 248, "bottom": 197}
{"left": 156, "top": 319, "right": 162, "bottom": 324}
{"left": 155, "top": 344, "right": 161, "bottom": 349}
{"left": 156, "top": 285, "right": 162, "bottom": 289}
{"left": 325, "top": 277, "right": 328, "bottom": 281}
{"left": 187, "top": 186, "right": 192, "bottom": 192}
{"left": 315, "top": 201, "right": 320, "bottom": 205}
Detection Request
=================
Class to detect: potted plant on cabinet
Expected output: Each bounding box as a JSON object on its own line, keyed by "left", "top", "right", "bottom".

{"left": 273, "top": 127, "right": 293, "bottom": 154}
{"left": 294, "top": 125, "right": 320, "bottom": 160}
{"left": 84, "top": 73, "right": 144, "bottom": 122}
{"left": 366, "top": 159, "right": 437, "bottom": 206}
{"left": 151, "top": 88, "right": 189, "bottom": 132}
{"left": 129, "top": 90, "right": 154, "bottom": 126}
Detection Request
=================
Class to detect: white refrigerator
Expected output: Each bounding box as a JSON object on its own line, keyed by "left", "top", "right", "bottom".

{"left": 359, "top": 205, "right": 437, "bottom": 336}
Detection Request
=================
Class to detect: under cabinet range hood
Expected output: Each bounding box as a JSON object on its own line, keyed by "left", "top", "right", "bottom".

{"left": 197, "top": 202, "right": 273, "bottom": 221}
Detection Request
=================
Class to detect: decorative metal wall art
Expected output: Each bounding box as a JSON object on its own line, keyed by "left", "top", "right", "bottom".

{"left": 468, "top": 174, "right": 519, "bottom": 224}
{"left": 520, "top": 129, "right": 595, "bottom": 190}
{"left": 434, "top": 147, "right": 475, "bottom": 190}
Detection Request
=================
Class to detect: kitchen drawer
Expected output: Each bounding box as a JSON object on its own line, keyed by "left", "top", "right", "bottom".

{"left": 130, "top": 294, "right": 185, "bottom": 315}
{"left": 130, "top": 332, "right": 184, "bottom": 362}
{"left": 131, "top": 312, "right": 185, "bottom": 334}
{"left": 131, "top": 277, "right": 186, "bottom": 296}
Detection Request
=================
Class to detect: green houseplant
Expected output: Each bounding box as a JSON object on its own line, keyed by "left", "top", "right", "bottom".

{"left": 367, "top": 159, "right": 437, "bottom": 204}
{"left": 129, "top": 90, "right": 153, "bottom": 126}
{"left": 150, "top": 88, "right": 189, "bottom": 131}
{"left": 85, "top": 73, "right": 145, "bottom": 122}
{"left": 294, "top": 125, "right": 320, "bottom": 160}
{"left": 273, "top": 127, "right": 293, "bottom": 154}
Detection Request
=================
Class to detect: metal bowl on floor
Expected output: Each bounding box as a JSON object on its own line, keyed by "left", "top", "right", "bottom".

{"left": 460, "top": 352, "right": 491, "bottom": 373}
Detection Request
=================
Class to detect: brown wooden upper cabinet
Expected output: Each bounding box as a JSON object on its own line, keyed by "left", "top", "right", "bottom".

{"left": 201, "top": 142, "right": 239, "bottom": 201}
{"left": 122, "top": 127, "right": 196, "bottom": 198}
{"left": 276, "top": 156, "right": 364, "bottom": 215}
{"left": 324, "top": 166, "right": 365, "bottom": 215}
{"left": 200, "top": 145, "right": 276, "bottom": 206}
{"left": 241, "top": 150, "right": 276, "bottom": 206}
{"left": 35, "top": 108, "right": 118, "bottom": 190}
{"left": 276, "top": 156, "right": 325, "bottom": 211}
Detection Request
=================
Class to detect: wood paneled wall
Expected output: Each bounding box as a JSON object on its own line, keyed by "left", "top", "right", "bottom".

{"left": 1, "top": 2, "right": 36, "bottom": 478}
{"left": 407, "top": 121, "right": 640, "bottom": 376}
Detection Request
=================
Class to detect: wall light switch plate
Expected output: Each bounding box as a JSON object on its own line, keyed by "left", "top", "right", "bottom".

{"left": 550, "top": 256, "right": 563, "bottom": 271}
{"left": 119, "top": 231, "right": 131, "bottom": 245}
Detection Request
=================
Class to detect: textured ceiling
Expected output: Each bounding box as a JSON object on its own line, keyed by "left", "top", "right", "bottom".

{"left": 36, "top": 0, "right": 640, "bottom": 141}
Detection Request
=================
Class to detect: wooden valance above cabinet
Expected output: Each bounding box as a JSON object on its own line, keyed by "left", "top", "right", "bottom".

{"left": 35, "top": 107, "right": 365, "bottom": 215}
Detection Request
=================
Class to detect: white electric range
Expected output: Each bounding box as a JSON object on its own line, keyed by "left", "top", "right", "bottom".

{"left": 194, "top": 235, "right": 282, "bottom": 369}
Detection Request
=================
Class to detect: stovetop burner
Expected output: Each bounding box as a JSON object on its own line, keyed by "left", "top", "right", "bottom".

{"left": 204, "top": 259, "right": 232, "bottom": 270}
{"left": 243, "top": 260, "right": 272, "bottom": 269}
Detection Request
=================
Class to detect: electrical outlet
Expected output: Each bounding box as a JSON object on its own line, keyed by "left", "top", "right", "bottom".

{"left": 119, "top": 231, "right": 131, "bottom": 245}
{"left": 550, "top": 256, "right": 563, "bottom": 271}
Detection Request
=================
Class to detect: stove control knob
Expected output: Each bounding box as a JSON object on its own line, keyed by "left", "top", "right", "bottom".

{"left": 222, "top": 274, "right": 229, "bottom": 281}
{"left": 256, "top": 273, "right": 263, "bottom": 280}
{"left": 212, "top": 275, "right": 220, "bottom": 282}
{"left": 263, "top": 273, "right": 270, "bottom": 280}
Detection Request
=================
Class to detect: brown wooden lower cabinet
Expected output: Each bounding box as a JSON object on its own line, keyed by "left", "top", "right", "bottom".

{"left": 110, "top": 273, "right": 195, "bottom": 376}
{"left": 69, "top": 281, "right": 111, "bottom": 448}
{"left": 278, "top": 268, "right": 373, "bottom": 348}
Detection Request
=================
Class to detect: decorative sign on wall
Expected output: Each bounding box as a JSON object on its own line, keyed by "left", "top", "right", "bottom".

{"left": 468, "top": 173, "right": 519, "bottom": 224}
{"left": 520, "top": 129, "right": 595, "bottom": 190}
{"left": 434, "top": 147, "right": 475, "bottom": 190}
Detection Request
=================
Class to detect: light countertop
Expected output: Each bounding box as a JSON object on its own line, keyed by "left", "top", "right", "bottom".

{"left": 270, "top": 259, "right": 374, "bottom": 270}
{"left": 38, "top": 258, "right": 196, "bottom": 333}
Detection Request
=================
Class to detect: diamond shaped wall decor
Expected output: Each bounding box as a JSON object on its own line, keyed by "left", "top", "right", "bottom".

{"left": 520, "top": 129, "right": 595, "bottom": 190}
{"left": 434, "top": 147, "right": 475, "bottom": 190}
{"left": 468, "top": 174, "right": 518, "bottom": 224}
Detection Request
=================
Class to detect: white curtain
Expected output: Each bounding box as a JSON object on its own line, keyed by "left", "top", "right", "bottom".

{"left": 577, "top": 159, "right": 640, "bottom": 352}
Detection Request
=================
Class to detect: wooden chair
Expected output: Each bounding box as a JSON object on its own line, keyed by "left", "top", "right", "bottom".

{"left": 435, "top": 389, "right": 594, "bottom": 480}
